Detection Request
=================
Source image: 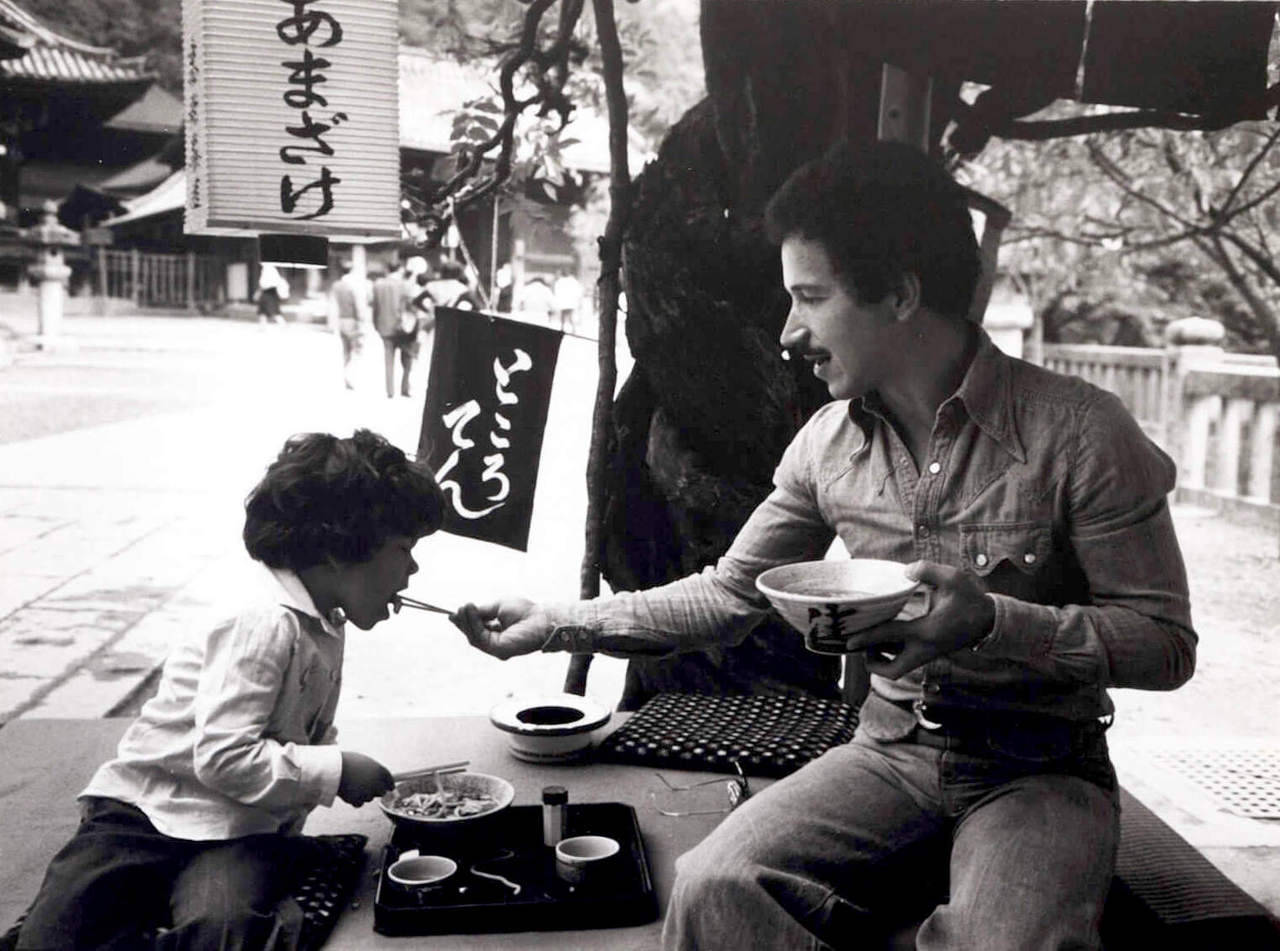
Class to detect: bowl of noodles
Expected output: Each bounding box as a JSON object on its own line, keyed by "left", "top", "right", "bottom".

{"left": 378, "top": 771, "right": 516, "bottom": 835}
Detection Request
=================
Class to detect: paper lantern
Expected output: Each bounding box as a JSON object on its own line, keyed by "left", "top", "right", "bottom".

{"left": 183, "top": 0, "right": 400, "bottom": 240}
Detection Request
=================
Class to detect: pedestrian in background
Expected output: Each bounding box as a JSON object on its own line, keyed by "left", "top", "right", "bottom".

{"left": 495, "top": 262, "right": 514, "bottom": 312}
{"left": 372, "top": 260, "right": 417, "bottom": 399}
{"left": 328, "top": 259, "right": 369, "bottom": 391}
{"left": 255, "top": 263, "right": 288, "bottom": 326}
{"left": 519, "top": 275, "right": 555, "bottom": 326}
{"left": 553, "top": 268, "right": 583, "bottom": 334}
{"left": 425, "top": 260, "right": 478, "bottom": 311}
{"left": 410, "top": 271, "right": 437, "bottom": 384}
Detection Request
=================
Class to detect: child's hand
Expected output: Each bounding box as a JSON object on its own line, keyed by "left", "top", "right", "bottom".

{"left": 338, "top": 752, "right": 394, "bottom": 806}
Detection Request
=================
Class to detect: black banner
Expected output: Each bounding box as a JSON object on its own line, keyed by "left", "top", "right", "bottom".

{"left": 418, "top": 308, "right": 563, "bottom": 551}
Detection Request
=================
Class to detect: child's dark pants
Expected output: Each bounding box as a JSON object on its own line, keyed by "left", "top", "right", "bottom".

{"left": 17, "top": 797, "right": 311, "bottom": 951}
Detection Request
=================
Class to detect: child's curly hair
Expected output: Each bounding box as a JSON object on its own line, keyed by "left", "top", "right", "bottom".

{"left": 243, "top": 429, "right": 446, "bottom": 570}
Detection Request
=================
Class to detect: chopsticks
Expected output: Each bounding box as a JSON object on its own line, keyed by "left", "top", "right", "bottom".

{"left": 391, "top": 759, "right": 471, "bottom": 783}
{"left": 393, "top": 594, "right": 454, "bottom": 616}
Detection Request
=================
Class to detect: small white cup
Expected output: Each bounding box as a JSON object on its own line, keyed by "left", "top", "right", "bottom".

{"left": 387, "top": 850, "right": 457, "bottom": 887}
{"left": 554, "top": 834, "right": 621, "bottom": 885}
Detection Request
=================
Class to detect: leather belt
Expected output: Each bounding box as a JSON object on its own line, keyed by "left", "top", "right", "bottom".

{"left": 887, "top": 697, "right": 1103, "bottom": 754}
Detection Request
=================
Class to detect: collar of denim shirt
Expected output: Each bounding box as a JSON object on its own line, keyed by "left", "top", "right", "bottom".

{"left": 849, "top": 330, "right": 1027, "bottom": 465}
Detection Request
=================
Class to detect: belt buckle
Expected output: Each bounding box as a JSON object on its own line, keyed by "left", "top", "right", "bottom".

{"left": 912, "top": 699, "right": 945, "bottom": 731}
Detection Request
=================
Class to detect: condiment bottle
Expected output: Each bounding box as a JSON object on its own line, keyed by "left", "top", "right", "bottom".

{"left": 542, "top": 785, "right": 568, "bottom": 846}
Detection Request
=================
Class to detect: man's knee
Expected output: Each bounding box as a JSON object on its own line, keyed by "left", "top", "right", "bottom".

{"left": 670, "top": 828, "right": 769, "bottom": 911}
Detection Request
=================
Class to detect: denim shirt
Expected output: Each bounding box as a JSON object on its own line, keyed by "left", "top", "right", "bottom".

{"left": 81, "top": 566, "right": 345, "bottom": 840}
{"left": 546, "top": 333, "right": 1196, "bottom": 723}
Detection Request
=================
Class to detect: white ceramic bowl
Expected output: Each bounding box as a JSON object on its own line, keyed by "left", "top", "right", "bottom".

{"left": 386, "top": 851, "right": 458, "bottom": 886}
{"left": 554, "top": 834, "right": 621, "bottom": 885}
{"left": 378, "top": 771, "right": 515, "bottom": 833}
{"left": 489, "top": 693, "right": 612, "bottom": 763}
{"left": 756, "top": 559, "right": 925, "bottom": 654}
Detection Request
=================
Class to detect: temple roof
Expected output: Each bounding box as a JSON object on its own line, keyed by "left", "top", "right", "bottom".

{"left": 0, "top": 0, "right": 151, "bottom": 85}
{"left": 103, "top": 85, "right": 182, "bottom": 135}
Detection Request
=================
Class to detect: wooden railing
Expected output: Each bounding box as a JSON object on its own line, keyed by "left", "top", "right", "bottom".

{"left": 1042, "top": 342, "right": 1280, "bottom": 527}
{"left": 1042, "top": 344, "right": 1170, "bottom": 444}
{"left": 96, "top": 248, "right": 225, "bottom": 310}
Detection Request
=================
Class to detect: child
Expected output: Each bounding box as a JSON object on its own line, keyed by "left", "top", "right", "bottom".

{"left": 16, "top": 429, "right": 446, "bottom": 951}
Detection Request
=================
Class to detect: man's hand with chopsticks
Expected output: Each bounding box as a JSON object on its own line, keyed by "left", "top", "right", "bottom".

{"left": 451, "top": 598, "right": 552, "bottom": 660}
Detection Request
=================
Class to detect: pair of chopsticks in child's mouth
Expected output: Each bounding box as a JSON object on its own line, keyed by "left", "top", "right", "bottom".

{"left": 392, "top": 594, "right": 453, "bottom": 616}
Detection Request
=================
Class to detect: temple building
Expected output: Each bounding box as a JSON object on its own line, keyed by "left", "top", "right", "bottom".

{"left": 0, "top": 0, "right": 179, "bottom": 291}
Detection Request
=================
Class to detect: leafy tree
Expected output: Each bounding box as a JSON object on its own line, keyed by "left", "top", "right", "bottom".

{"left": 963, "top": 102, "right": 1280, "bottom": 358}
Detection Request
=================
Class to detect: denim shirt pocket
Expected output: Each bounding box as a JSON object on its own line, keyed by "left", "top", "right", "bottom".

{"left": 961, "top": 521, "right": 1053, "bottom": 576}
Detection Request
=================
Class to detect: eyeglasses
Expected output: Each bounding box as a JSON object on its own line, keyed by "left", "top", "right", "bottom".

{"left": 648, "top": 759, "right": 753, "bottom": 817}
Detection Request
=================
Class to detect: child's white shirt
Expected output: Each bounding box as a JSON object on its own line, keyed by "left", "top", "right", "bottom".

{"left": 81, "top": 565, "right": 345, "bottom": 840}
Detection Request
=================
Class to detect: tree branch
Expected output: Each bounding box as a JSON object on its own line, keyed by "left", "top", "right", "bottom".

{"left": 1218, "top": 125, "right": 1280, "bottom": 219}
{"left": 565, "top": 0, "right": 632, "bottom": 696}
{"left": 403, "top": 0, "right": 588, "bottom": 245}
{"left": 580, "top": 0, "right": 630, "bottom": 602}
{"left": 1204, "top": 232, "right": 1280, "bottom": 358}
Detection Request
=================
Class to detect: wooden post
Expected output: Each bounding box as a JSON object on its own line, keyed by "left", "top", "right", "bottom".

{"left": 130, "top": 247, "right": 141, "bottom": 308}
{"left": 564, "top": 0, "right": 631, "bottom": 698}
{"left": 489, "top": 195, "right": 500, "bottom": 306}
{"left": 96, "top": 247, "right": 107, "bottom": 315}
{"left": 877, "top": 64, "right": 931, "bottom": 148}
{"left": 963, "top": 188, "right": 1012, "bottom": 325}
{"left": 877, "top": 63, "right": 1009, "bottom": 326}
{"left": 511, "top": 237, "right": 527, "bottom": 314}
{"left": 186, "top": 251, "right": 196, "bottom": 312}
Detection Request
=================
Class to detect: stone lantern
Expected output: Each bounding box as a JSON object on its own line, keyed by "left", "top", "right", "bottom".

{"left": 22, "top": 200, "right": 80, "bottom": 347}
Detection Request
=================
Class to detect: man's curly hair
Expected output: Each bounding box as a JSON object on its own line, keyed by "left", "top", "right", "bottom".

{"left": 764, "top": 140, "right": 981, "bottom": 320}
{"left": 243, "top": 429, "right": 446, "bottom": 570}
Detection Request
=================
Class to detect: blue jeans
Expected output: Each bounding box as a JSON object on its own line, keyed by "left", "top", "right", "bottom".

{"left": 662, "top": 702, "right": 1120, "bottom": 950}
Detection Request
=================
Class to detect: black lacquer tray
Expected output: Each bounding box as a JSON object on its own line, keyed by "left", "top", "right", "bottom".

{"left": 372, "top": 802, "right": 657, "bottom": 936}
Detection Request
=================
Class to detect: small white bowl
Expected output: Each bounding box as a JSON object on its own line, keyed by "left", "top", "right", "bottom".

{"left": 387, "top": 851, "right": 457, "bottom": 887}
{"left": 489, "top": 693, "right": 612, "bottom": 763}
{"left": 554, "top": 834, "right": 621, "bottom": 885}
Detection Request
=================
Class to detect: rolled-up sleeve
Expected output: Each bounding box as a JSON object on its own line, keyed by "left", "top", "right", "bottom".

{"left": 984, "top": 390, "right": 1197, "bottom": 690}
{"left": 544, "top": 421, "right": 837, "bottom": 656}
{"left": 193, "top": 610, "right": 344, "bottom": 809}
